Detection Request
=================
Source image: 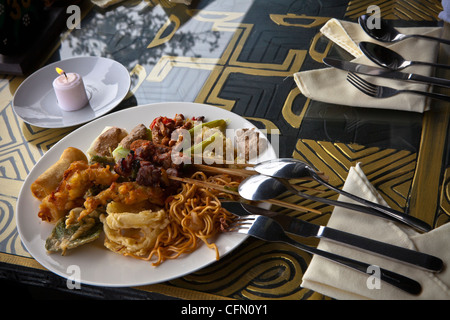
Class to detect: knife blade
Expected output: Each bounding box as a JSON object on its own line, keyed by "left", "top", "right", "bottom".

{"left": 323, "top": 57, "right": 450, "bottom": 88}
{"left": 221, "top": 201, "right": 443, "bottom": 272}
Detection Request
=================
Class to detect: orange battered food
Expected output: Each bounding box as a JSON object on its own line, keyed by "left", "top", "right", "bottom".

{"left": 68, "top": 181, "right": 166, "bottom": 225}
{"left": 38, "top": 161, "right": 119, "bottom": 223}
{"left": 31, "top": 147, "right": 88, "bottom": 200}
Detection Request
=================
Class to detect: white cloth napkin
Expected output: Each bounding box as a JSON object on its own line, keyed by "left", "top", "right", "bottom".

{"left": 294, "top": 19, "right": 442, "bottom": 112}
{"left": 301, "top": 163, "right": 450, "bottom": 300}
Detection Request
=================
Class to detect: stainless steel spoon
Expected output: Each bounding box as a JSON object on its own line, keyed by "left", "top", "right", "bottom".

{"left": 238, "top": 173, "right": 431, "bottom": 233}
{"left": 358, "top": 14, "right": 450, "bottom": 45}
{"left": 359, "top": 41, "right": 450, "bottom": 71}
{"left": 252, "top": 158, "right": 431, "bottom": 232}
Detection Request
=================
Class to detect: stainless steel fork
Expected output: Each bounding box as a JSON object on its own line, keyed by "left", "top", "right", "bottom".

{"left": 346, "top": 72, "right": 450, "bottom": 102}
{"left": 230, "top": 215, "right": 422, "bottom": 295}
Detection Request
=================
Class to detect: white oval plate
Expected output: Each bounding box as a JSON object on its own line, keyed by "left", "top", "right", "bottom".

{"left": 13, "top": 56, "right": 130, "bottom": 128}
{"left": 16, "top": 102, "right": 277, "bottom": 287}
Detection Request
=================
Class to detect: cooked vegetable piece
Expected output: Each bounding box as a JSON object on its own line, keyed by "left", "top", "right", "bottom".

{"left": 45, "top": 208, "right": 103, "bottom": 255}
{"left": 112, "top": 145, "right": 130, "bottom": 162}
{"left": 89, "top": 155, "right": 115, "bottom": 166}
{"left": 184, "top": 131, "right": 222, "bottom": 155}
{"left": 188, "top": 119, "right": 227, "bottom": 137}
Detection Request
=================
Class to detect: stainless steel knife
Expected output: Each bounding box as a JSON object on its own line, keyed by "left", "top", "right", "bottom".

{"left": 221, "top": 201, "right": 443, "bottom": 272}
{"left": 323, "top": 57, "right": 450, "bottom": 88}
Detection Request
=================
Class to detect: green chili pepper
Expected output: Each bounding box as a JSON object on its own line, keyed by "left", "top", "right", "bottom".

{"left": 184, "top": 131, "right": 222, "bottom": 155}
{"left": 188, "top": 119, "right": 227, "bottom": 137}
{"left": 90, "top": 155, "right": 115, "bottom": 166}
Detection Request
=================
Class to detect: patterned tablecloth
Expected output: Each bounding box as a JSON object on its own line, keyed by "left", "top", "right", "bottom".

{"left": 1, "top": 0, "right": 449, "bottom": 300}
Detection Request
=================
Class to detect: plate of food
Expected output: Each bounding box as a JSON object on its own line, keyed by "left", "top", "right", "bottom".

{"left": 16, "top": 102, "right": 277, "bottom": 287}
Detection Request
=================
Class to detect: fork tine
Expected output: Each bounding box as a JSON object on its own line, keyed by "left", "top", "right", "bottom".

{"left": 227, "top": 216, "right": 255, "bottom": 232}
{"left": 348, "top": 73, "right": 377, "bottom": 93}
{"left": 346, "top": 72, "right": 377, "bottom": 97}
{"left": 351, "top": 72, "right": 378, "bottom": 92}
{"left": 347, "top": 73, "right": 369, "bottom": 94}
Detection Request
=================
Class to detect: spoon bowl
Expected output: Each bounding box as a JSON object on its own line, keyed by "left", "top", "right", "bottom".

{"left": 238, "top": 174, "right": 287, "bottom": 201}
{"left": 359, "top": 41, "right": 410, "bottom": 70}
{"left": 359, "top": 14, "right": 403, "bottom": 42}
{"left": 358, "top": 14, "right": 450, "bottom": 45}
{"left": 359, "top": 41, "right": 450, "bottom": 71}
{"left": 253, "top": 158, "right": 314, "bottom": 180}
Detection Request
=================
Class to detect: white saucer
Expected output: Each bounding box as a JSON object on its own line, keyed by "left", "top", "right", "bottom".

{"left": 13, "top": 56, "right": 131, "bottom": 128}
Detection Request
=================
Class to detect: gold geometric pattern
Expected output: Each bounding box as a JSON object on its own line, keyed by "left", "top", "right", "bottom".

{"left": 437, "top": 168, "right": 450, "bottom": 227}
{"left": 292, "top": 139, "right": 416, "bottom": 213}
{"left": 345, "top": 0, "right": 443, "bottom": 20}
{"left": 170, "top": 240, "right": 312, "bottom": 299}
{"left": 144, "top": 11, "right": 307, "bottom": 112}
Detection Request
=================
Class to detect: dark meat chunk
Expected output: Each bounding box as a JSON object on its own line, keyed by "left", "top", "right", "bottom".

{"left": 149, "top": 114, "right": 204, "bottom": 146}
{"left": 173, "top": 113, "right": 185, "bottom": 127}
{"left": 132, "top": 140, "right": 178, "bottom": 168}
{"left": 114, "top": 140, "right": 183, "bottom": 188}
{"left": 114, "top": 151, "right": 138, "bottom": 179}
{"left": 150, "top": 116, "right": 177, "bottom": 145}
{"left": 135, "top": 162, "right": 167, "bottom": 187}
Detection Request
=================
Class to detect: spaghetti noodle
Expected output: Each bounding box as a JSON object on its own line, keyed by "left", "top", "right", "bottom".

{"left": 126, "top": 171, "right": 240, "bottom": 266}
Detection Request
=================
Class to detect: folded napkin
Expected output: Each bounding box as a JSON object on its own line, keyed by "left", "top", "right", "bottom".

{"left": 294, "top": 19, "right": 442, "bottom": 112}
{"left": 301, "top": 163, "right": 450, "bottom": 299}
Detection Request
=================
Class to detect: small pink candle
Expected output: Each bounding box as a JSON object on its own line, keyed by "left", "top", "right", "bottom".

{"left": 53, "top": 67, "right": 88, "bottom": 111}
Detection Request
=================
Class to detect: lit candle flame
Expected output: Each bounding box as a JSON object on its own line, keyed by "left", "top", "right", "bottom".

{"left": 56, "top": 67, "right": 68, "bottom": 80}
